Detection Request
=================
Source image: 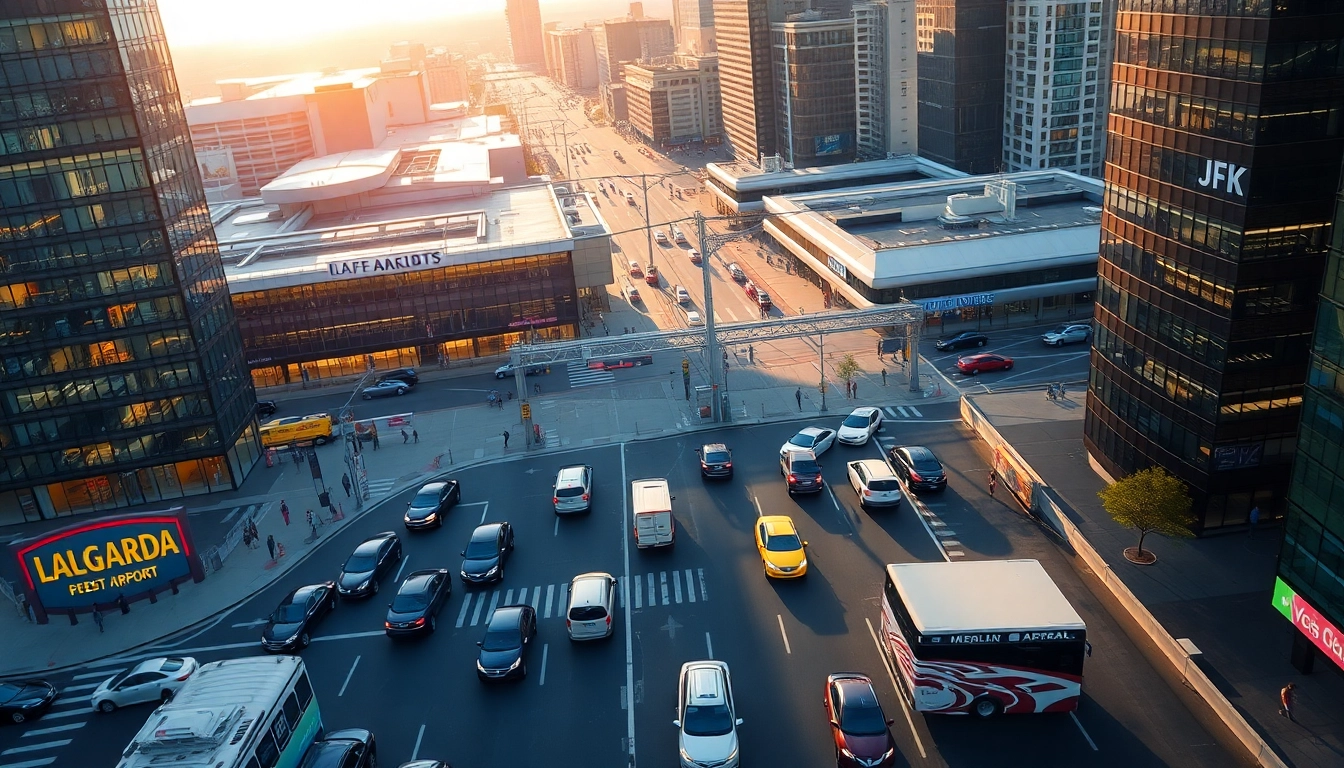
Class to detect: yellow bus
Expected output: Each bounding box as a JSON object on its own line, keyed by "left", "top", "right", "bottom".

{"left": 259, "top": 414, "right": 335, "bottom": 447}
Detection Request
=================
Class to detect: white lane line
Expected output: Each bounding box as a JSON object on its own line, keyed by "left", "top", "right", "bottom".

{"left": 909, "top": 406, "right": 923, "bottom": 418}
{"left": 634, "top": 575, "right": 642, "bottom": 608}
{"left": 896, "top": 406, "right": 910, "bottom": 418}
{"left": 660, "top": 571, "right": 669, "bottom": 605}
{"left": 504, "top": 589, "right": 515, "bottom": 605}
{"left": 673, "top": 569, "right": 683, "bottom": 603}
{"left": 313, "top": 630, "right": 384, "bottom": 643}
{"left": 72, "top": 669, "right": 120, "bottom": 681}
{"left": 865, "top": 617, "right": 927, "bottom": 759}
{"left": 1, "top": 740, "right": 71, "bottom": 755}
{"left": 455, "top": 594, "right": 473, "bottom": 628}
{"left": 544, "top": 584, "right": 555, "bottom": 618}
{"left": 232, "top": 619, "right": 268, "bottom": 628}
{"left": 539, "top": 643, "right": 550, "bottom": 686}
{"left": 411, "top": 724, "right": 426, "bottom": 761}
{"left": 470, "top": 592, "right": 487, "bottom": 626}
{"left": 777, "top": 615, "right": 792, "bottom": 654}
{"left": 0, "top": 757, "right": 57, "bottom": 768}
{"left": 705, "top": 632, "right": 714, "bottom": 659}
{"left": 221, "top": 506, "right": 241, "bottom": 524}
{"left": 698, "top": 568, "right": 708, "bottom": 601}
{"left": 485, "top": 591, "right": 501, "bottom": 623}
{"left": 685, "top": 569, "right": 696, "bottom": 603}
{"left": 21, "top": 723, "right": 85, "bottom": 737}
{"left": 753, "top": 495, "right": 764, "bottom": 518}
{"left": 57, "top": 682, "right": 99, "bottom": 693}
{"left": 337, "top": 656, "right": 360, "bottom": 697}
{"left": 554, "top": 516, "right": 560, "bottom": 536}
{"left": 27, "top": 708, "right": 87, "bottom": 721}
{"left": 908, "top": 495, "right": 953, "bottom": 563}
{"left": 826, "top": 485, "right": 841, "bottom": 511}
{"left": 479, "top": 502, "right": 490, "bottom": 524}
{"left": 530, "top": 586, "right": 542, "bottom": 612}
{"left": 621, "top": 444, "right": 637, "bottom": 768}
{"left": 394, "top": 555, "right": 409, "bottom": 583}
{"left": 1070, "top": 712, "right": 1099, "bottom": 751}
{"left": 647, "top": 572, "right": 656, "bottom": 606}
{"left": 45, "top": 698, "right": 89, "bottom": 711}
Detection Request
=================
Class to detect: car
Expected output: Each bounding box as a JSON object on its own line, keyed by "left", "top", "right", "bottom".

{"left": 460, "top": 522, "right": 514, "bottom": 584}
{"left": 90, "top": 657, "right": 198, "bottom": 713}
{"left": 629, "top": 260, "right": 644, "bottom": 277}
{"left": 566, "top": 571, "right": 617, "bottom": 641}
{"left": 361, "top": 380, "right": 409, "bottom": 399}
{"left": 846, "top": 459, "right": 903, "bottom": 509}
{"left": 755, "top": 515, "right": 808, "bottom": 578}
{"left": 781, "top": 449, "right": 824, "bottom": 494}
{"left": 255, "top": 400, "right": 278, "bottom": 418}
{"left": 887, "top": 445, "right": 948, "bottom": 492}
{"left": 405, "top": 480, "right": 460, "bottom": 529}
{"left": 262, "top": 582, "right": 338, "bottom": 650}
{"left": 676, "top": 285, "right": 691, "bottom": 305}
{"left": 645, "top": 265, "right": 660, "bottom": 286}
{"left": 824, "top": 673, "right": 898, "bottom": 768}
{"left": 727, "top": 262, "right": 746, "bottom": 282}
{"left": 337, "top": 532, "right": 403, "bottom": 598}
{"left": 757, "top": 292, "right": 772, "bottom": 311}
{"left": 744, "top": 281, "right": 758, "bottom": 299}
{"left": 385, "top": 568, "right": 453, "bottom": 637}
{"left": 956, "top": 353, "right": 1014, "bottom": 375}
{"left": 398, "top": 762, "right": 451, "bottom": 768}
{"left": 935, "top": 331, "right": 989, "bottom": 352}
{"left": 686, "top": 310, "right": 703, "bottom": 325}
{"left": 476, "top": 604, "right": 537, "bottom": 680}
{"left": 626, "top": 191, "right": 637, "bottom": 204}
{"left": 655, "top": 230, "right": 669, "bottom": 245}
{"left": 298, "top": 729, "right": 378, "bottom": 768}
{"left": 837, "top": 406, "right": 883, "bottom": 445}
{"left": 688, "top": 249, "right": 702, "bottom": 265}
{"left": 1042, "top": 323, "right": 1093, "bottom": 346}
{"left": 674, "top": 661, "right": 742, "bottom": 768}
{"left": 494, "top": 362, "right": 548, "bottom": 379}
{"left": 780, "top": 426, "right": 836, "bottom": 459}
{"left": 553, "top": 464, "right": 594, "bottom": 514}
{"left": 377, "top": 367, "right": 419, "bottom": 387}
{"left": 696, "top": 443, "right": 733, "bottom": 479}
{"left": 0, "top": 679, "right": 57, "bottom": 724}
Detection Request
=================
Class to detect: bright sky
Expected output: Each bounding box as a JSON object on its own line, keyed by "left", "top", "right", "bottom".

{"left": 158, "top": 0, "right": 508, "bottom": 47}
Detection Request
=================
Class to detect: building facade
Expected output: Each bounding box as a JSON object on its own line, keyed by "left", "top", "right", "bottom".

{"left": 624, "top": 55, "right": 722, "bottom": 145}
{"left": 506, "top": 0, "right": 547, "bottom": 69}
{"left": 1087, "top": 2, "right": 1344, "bottom": 531}
{"left": 853, "top": 2, "right": 887, "bottom": 160}
{"left": 547, "top": 27, "right": 600, "bottom": 90}
{"left": 0, "top": 0, "right": 260, "bottom": 522}
{"left": 425, "top": 49, "right": 470, "bottom": 104}
{"left": 593, "top": 11, "right": 677, "bottom": 86}
{"left": 1001, "top": 0, "right": 1113, "bottom": 177}
{"left": 676, "top": 0, "right": 718, "bottom": 53}
{"left": 773, "top": 14, "right": 858, "bottom": 167}
{"left": 713, "top": 0, "right": 780, "bottom": 162}
{"left": 915, "top": 0, "right": 1005, "bottom": 173}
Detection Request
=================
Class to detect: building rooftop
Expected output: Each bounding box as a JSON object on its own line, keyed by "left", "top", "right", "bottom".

{"left": 707, "top": 154, "right": 965, "bottom": 194}
{"left": 188, "top": 68, "right": 388, "bottom": 106}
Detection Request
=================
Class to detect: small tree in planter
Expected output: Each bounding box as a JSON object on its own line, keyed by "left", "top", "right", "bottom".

{"left": 1098, "top": 467, "right": 1194, "bottom": 565}
{"left": 835, "top": 354, "right": 862, "bottom": 395}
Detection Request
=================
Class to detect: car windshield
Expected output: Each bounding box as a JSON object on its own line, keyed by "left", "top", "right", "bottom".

{"left": 391, "top": 591, "right": 429, "bottom": 612}
{"left": 481, "top": 627, "right": 519, "bottom": 652}
{"left": 1050, "top": 325, "right": 1068, "bottom": 334}
{"left": 556, "top": 486, "right": 585, "bottom": 498}
{"left": 0, "top": 683, "right": 22, "bottom": 702}
{"left": 684, "top": 704, "right": 734, "bottom": 736}
{"left": 704, "top": 451, "right": 730, "bottom": 463}
{"left": 790, "top": 433, "right": 816, "bottom": 447}
{"left": 841, "top": 699, "right": 889, "bottom": 736}
{"left": 103, "top": 670, "right": 131, "bottom": 689}
{"left": 465, "top": 538, "right": 497, "bottom": 558}
{"left": 766, "top": 533, "right": 802, "bottom": 552}
{"left": 344, "top": 554, "right": 376, "bottom": 572}
{"left": 791, "top": 459, "right": 820, "bottom": 474}
{"left": 867, "top": 479, "right": 901, "bottom": 492}
{"left": 842, "top": 414, "right": 869, "bottom": 428}
{"left": 273, "top": 602, "right": 308, "bottom": 623}
{"left": 411, "top": 490, "right": 440, "bottom": 507}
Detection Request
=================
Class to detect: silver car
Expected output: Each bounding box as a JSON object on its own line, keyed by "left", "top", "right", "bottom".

{"left": 1041, "top": 323, "right": 1092, "bottom": 346}
{"left": 553, "top": 465, "right": 593, "bottom": 514}
{"left": 566, "top": 572, "right": 617, "bottom": 641}
{"left": 675, "top": 660, "right": 741, "bottom": 768}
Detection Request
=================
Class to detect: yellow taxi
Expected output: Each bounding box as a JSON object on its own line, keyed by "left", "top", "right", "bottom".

{"left": 755, "top": 515, "right": 808, "bottom": 578}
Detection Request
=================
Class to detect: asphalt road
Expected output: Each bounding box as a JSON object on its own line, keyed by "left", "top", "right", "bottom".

{"left": 13, "top": 408, "right": 1239, "bottom": 768}
{"left": 922, "top": 322, "right": 1094, "bottom": 393}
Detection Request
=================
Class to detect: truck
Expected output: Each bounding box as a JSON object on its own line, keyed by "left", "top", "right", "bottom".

{"left": 631, "top": 478, "right": 675, "bottom": 548}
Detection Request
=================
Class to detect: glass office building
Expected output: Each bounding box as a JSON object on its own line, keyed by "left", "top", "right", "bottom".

{"left": 0, "top": 1, "right": 259, "bottom": 522}
{"left": 1086, "top": 1, "right": 1344, "bottom": 531}
{"left": 914, "top": 0, "right": 1006, "bottom": 174}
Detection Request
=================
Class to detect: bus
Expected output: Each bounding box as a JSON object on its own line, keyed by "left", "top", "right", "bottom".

{"left": 260, "top": 414, "right": 334, "bottom": 448}
{"left": 116, "top": 656, "right": 322, "bottom": 768}
{"left": 879, "top": 559, "right": 1086, "bottom": 718}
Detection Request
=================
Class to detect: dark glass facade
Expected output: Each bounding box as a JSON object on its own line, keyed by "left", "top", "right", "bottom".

{"left": 1087, "top": 1, "right": 1344, "bottom": 531}
{"left": 915, "top": 0, "right": 1006, "bottom": 174}
{"left": 0, "top": 0, "right": 258, "bottom": 522}
{"left": 773, "top": 20, "right": 858, "bottom": 167}
{"left": 714, "top": 0, "right": 779, "bottom": 161}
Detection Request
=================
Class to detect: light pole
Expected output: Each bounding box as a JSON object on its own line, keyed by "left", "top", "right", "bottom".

{"left": 694, "top": 212, "right": 766, "bottom": 422}
{"left": 337, "top": 370, "right": 378, "bottom": 510}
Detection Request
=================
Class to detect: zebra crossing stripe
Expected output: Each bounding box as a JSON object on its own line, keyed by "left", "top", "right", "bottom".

{"left": 485, "top": 591, "right": 500, "bottom": 623}
{"left": 660, "top": 571, "right": 669, "bottom": 605}
{"left": 884, "top": 407, "right": 900, "bottom": 419}
{"left": 530, "top": 586, "right": 542, "bottom": 611}
{"left": 909, "top": 406, "right": 923, "bottom": 418}
{"left": 634, "top": 575, "right": 642, "bottom": 609}
{"left": 673, "top": 570, "right": 683, "bottom": 603}
{"left": 503, "top": 589, "right": 514, "bottom": 605}
{"left": 698, "top": 568, "right": 708, "bottom": 601}
{"left": 896, "top": 406, "right": 910, "bottom": 418}
{"left": 544, "top": 584, "right": 555, "bottom": 618}
{"left": 685, "top": 569, "right": 696, "bottom": 603}
{"left": 455, "top": 595, "right": 472, "bottom": 628}
{"left": 469, "top": 592, "right": 487, "bottom": 626}
{"left": 647, "top": 573, "right": 656, "bottom": 606}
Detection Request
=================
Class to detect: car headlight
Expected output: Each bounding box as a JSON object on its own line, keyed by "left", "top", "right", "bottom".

{"left": 840, "top": 748, "right": 856, "bottom": 759}
{"left": 485, "top": 565, "right": 500, "bottom": 576}
{"left": 476, "top": 660, "right": 487, "bottom": 672}
{"left": 422, "top": 512, "right": 437, "bottom": 522}
{"left": 883, "top": 746, "right": 896, "bottom": 759}
{"left": 508, "top": 657, "right": 523, "bottom": 671}
{"left": 798, "top": 558, "right": 807, "bottom": 569}
{"left": 679, "top": 748, "right": 694, "bottom": 763}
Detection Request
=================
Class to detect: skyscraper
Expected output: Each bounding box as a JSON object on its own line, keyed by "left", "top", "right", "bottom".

{"left": 0, "top": 0, "right": 259, "bottom": 520}
{"left": 677, "top": 0, "right": 718, "bottom": 53}
{"left": 915, "top": 0, "right": 1005, "bottom": 173}
{"left": 593, "top": 12, "right": 676, "bottom": 87}
{"left": 714, "top": 0, "right": 782, "bottom": 162}
{"left": 1087, "top": 2, "right": 1344, "bottom": 531}
{"left": 773, "top": 13, "right": 857, "bottom": 167}
{"left": 506, "top": 0, "right": 547, "bottom": 70}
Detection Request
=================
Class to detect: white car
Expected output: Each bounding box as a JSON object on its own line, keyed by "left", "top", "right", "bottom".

{"left": 676, "top": 285, "right": 691, "bottom": 305}
{"left": 780, "top": 426, "right": 836, "bottom": 459}
{"left": 686, "top": 310, "right": 703, "bottom": 326}
{"left": 837, "top": 406, "right": 884, "bottom": 445}
{"left": 655, "top": 230, "right": 670, "bottom": 245}
{"left": 566, "top": 572, "right": 617, "bottom": 641}
{"left": 91, "top": 657, "right": 199, "bottom": 713}
{"left": 675, "top": 660, "right": 741, "bottom": 768}
{"left": 847, "top": 459, "right": 903, "bottom": 508}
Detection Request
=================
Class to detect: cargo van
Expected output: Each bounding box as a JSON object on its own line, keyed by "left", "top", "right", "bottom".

{"left": 631, "top": 478, "right": 675, "bottom": 548}
{"left": 259, "top": 413, "right": 334, "bottom": 447}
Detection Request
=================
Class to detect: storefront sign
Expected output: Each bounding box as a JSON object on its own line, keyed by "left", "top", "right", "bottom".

{"left": 827, "top": 256, "right": 848, "bottom": 278}
{"left": 1273, "top": 577, "right": 1344, "bottom": 671}
{"left": 1196, "top": 159, "right": 1247, "bottom": 197}
{"left": 919, "top": 293, "right": 995, "bottom": 312}
{"left": 1213, "top": 443, "right": 1262, "bottom": 471}
{"left": 13, "top": 510, "right": 204, "bottom": 623}
{"left": 326, "top": 250, "right": 445, "bottom": 278}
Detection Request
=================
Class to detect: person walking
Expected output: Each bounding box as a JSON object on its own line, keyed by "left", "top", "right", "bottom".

{"left": 401, "top": 429, "right": 410, "bottom": 444}
{"left": 748, "top": 345, "right": 755, "bottom": 364}
{"left": 307, "top": 509, "right": 318, "bottom": 538}
{"left": 502, "top": 430, "right": 510, "bottom": 449}
{"left": 852, "top": 380, "right": 859, "bottom": 399}
{"left": 341, "top": 474, "right": 351, "bottom": 497}
{"left": 242, "top": 525, "right": 253, "bottom": 551}
{"left": 92, "top": 605, "right": 104, "bottom": 633}
{"left": 1279, "top": 682, "right": 1297, "bottom": 722}
{"left": 249, "top": 519, "right": 260, "bottom": 548}
{"left": 881, "top": 368, "right": 888, "bottom": 386}
{"left": 116, "top": 593, "right": 129, "bottom": 615}
{"left": 372, "top": 429, "right": 380, "bottom": 450}
{"left": 795, "top": 387, "right": 803, "bottom": 410}
{"left": 412, "top": 429, "right": 419, "bottom": 443}
{"left": 1249, "top": 505, "right": 1261, "bottom": 538}
{"left": 988, "top": 469, "right": 998, "bottom": 498}
{"left": 280, "top": 500, "right": 290, "bottom": 526}
{"left": 266, "top": 534, "right": 276, "bottom": 561}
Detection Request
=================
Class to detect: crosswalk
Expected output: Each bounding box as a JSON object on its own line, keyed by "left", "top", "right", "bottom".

{"left": 882, "top": 405, "right": 924, "bottom": 419}
{"left": 566, "top": 361, "right": 616, "bottom": 388}
{"left": 0, "top": 686, "right": 96, "bottom": 768}
{"left": 365, "top": 478, "right": 396, "bottom": 497}
{"left": 454, "top": 568, "right": 709, "bottom": 629}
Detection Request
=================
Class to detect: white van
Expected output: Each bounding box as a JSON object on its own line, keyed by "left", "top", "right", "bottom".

{"left": 631, "top": 478, "right": 675, "bottom": 548}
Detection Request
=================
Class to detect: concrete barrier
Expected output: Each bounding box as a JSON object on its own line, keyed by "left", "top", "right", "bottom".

{"left": 960, "top": 396, "right": 1287, "bottom": 768}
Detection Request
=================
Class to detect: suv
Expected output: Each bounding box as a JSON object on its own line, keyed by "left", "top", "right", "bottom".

{"left": 780, "top": 450, "right": 824, "bottom": 494}
{"left": 553, "top": 465, "right": 594, "bottom": 514}
{"left": 566, "top": 572, "right": 617, "bottom": 641}
{"left": 378, "top": 368, "right": 419, "bottom": 387}
{"left": 696, "top": 443, "right": 733, "bottom": 479}
{"left": 675, "top": 661, "right": 742, "bottom": 768}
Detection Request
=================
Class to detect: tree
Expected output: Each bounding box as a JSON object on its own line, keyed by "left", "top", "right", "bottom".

{"left": 1097, "top": 467, "right": 1194, "bottom": 564}
{"left": 834, "top": 354, "right": 862, "bottom": 389}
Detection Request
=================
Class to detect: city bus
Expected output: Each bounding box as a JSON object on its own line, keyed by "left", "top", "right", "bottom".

{"left": 116, "top": 656, "right": 322, "bottom": 768}
{"left": 879, "top": 559, "right": 1086, "bottom": 718}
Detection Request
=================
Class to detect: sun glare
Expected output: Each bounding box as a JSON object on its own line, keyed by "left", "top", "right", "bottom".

{"left": 158, "top": 0, "right": 504, "bottom": 47}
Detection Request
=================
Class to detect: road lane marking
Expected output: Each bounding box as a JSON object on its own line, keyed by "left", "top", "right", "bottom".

{"left": 660, "top": 571, "right": 669, "bottom": 605}
{"left": 72, "top": 669, "right": 120, "bottom": 681}
{"left": 531, "top": 586, "right": 542, "bottom": 611}
{"left": 698, "top": 568, "right": 708, "bottom": 601}
{"left": 394, "top": 556, "right": 409, "bottom": 583}
{"left": 337, "top": 656, "right": 360, "bottom": 697}
{"left": 753, "top": 495, "right": 763, "bottom": 518}
{"left": 1070, "top": 712, "right": 1099, "bottom": 751}
{"left": 313, "top": 630, "right": 384, "bottom": 643}
{"left": 21, "top": 723, "right": 84, "bottom": 737}
{"left": 232, "top": 619, "right": 268, "bottom": 628}
{"left": 504, "top": 589, "right": 514, "bottom": 605}
{"left": 470, "top": 592, "right": 487, "bottom": 626}
{"left": 554, "top": 517, "right": 560, "bottom": 536}
{"left": 705, "top": 632, "right": 713, "bottom": 659}
{"left": 634, "top": 575, "right": 642, "bottom": 608}
{"left": 865, "top": 617, "right": 927, "bottom": 758}
{"left": 647, "top": 573, "right": 656, "bottom": 606}
{"left": 777, "top": 615, "right": 792, "bottom": 654}
{"left": 485, "top": 591, "right": 501, "bottom": 623}
{"left": 221, "top": 506, "right": 241, "bottom": 524}
{"left": 685, "top": 569, "right": 696, "bottom": 602}
{"left": 479, "top": 502, "right": 490, "bottom": 524}
{"left": 884, "top": 407, "right": 899, "bottom": 418}
{"left": 673, "top": 569, "right": 683, "bottom": 603}
{"left": 539, "top": 643, "right": 550, "bottom": 686}
{"left": 544, "top": 584, "right": 555, "bottom": 618}
{"left": 0, "top": 758, "right": 57, "bottom": 768}
{"left": 411, "top": 724, "right": 425, "bottom": 761}
{"left": 909, "top": 406, "right": 923, "bottom": 418}
{"left": 1, "top": 740, "right": 71, "bottom": 755}
{"left": 57, "top": 682, "right": 99, "bottom": 694}
{"left": 621, "top": 444, "right": 637, "bottom": 767}
{"left": 455, "top": 595, "right": 473, "bottom": 628}
{"left": 896, "top": 407, "right": 910, "bottom": 418}
{"left": 28, "top": 709, "right": 88, "bottom": 721}
{"left": 826, "top": 485, "right": 841, "bottom": 511}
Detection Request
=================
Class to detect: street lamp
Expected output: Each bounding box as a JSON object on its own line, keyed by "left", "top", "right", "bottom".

{"left": 693, "top": 211, "right": 767, "bottom": 422}
{"left": 336, "top": 370, "right": 379, "bottom": 510}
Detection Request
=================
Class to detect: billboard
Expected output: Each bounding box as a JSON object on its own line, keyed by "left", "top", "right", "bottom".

{"left": 12, "top": 509, "right": 205, "bottom": 624}
{"left": 1273, "top": 577, "right": 1344, "bottom": 671}
{"left": 814, "top": 133, "right": 853, "bottom": 157}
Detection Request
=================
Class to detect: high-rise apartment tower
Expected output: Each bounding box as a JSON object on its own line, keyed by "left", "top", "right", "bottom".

{"left": 506, "top": 0, "right": 547, "bottom": 69}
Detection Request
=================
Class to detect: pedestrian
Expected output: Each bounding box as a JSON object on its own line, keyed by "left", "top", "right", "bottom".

{"left": 534, "top": 383, "right": 541, "bottom": 395}
{"left": 853, "top": 380, "right": 859, "bottom": 399}
{"left": 249, "top": 519, "right": 259, "bottom": 547}
{"left": 92, "top": 605, "right": 104, "bottom": 633}
{"left": 307, "top": 509, "right": 318, "bottom": 538}
{"left": 266, "top": 534, "right": 276, "bottom": 561}
{"left": 1249, "top": 505, "right": 1261, "bottom": 537}
{"left": 116, "top": 593, "right": 129, "bottom": 615}
{"left": 280, "top": 500, "right": 290, "bottom": 525}
{"left": 1059, "top": 382, "right": 1067, "bottom": 397}
{"left": 881, "top": 368, "right": 888, "bottom": 386}
{"left": 372, "top": 430, "right": 380, "bottom": 450}
{"left": 402, "top": 429, "right": 410, "bottom": 443}
{"left": 988, "top": 469, "right": 998, "bottom": 498}
{"left": 341, "top": 474, "right": 351, "bottom": 497}
{"left": 412, "top": 429, "right": 419, "bottom": 443}
{"left": 1279, "top": 682, "right": 1297, "bottom": 722}
{"left": 242, "top": 525, "right": 253, "bottom": 550}
{"left": 795, "top": 387, "right": 802, "bottom": 410}
{"left": 502, "top": 430, "right": 510, "bottom": 449}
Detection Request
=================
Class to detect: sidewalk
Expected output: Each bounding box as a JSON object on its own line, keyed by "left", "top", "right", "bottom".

{"left": 970, "top": 389, "right": 1344, "bottom": 768}
{"left": 0, "top": 335, "right": 954, "bottom": 677}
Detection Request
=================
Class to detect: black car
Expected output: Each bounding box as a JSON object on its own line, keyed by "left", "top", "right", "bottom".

{"left": 378, "top": 368, "right": 419, "bottom": 387}
{"left": 262, "top": 582, "right": 338, "bottom": 651}
{"left": 255, "top": 400, "right": 278, "bottom": 418}
{"left": 781, "top": 450, "right": 824, "bottom": 494}
{"left": 398, "top": 762, "right": 451, "bottom": 768}
{"left": 935, "top": 331, "right": 989, "bottom": 352}
{"left": 476, "top": 604, "right": 537, "bottom": 681}
{"left": 298, "top": 728, "right": 377, "bottom": 768}
{"left": 887, "top": 445, "right": 948, "bottom": 492}
{"left": 0, "top": 679, "right": 58, "bottom": 724}
{"left": 337, "top": 532, "right": 403, "bottom": 598}
{"left": 696, "top": 443, "right": 733, "bottom": 479}
{"left": 385, "top": 569, "right": 452, "bottom": 637}
{"left": 404, "top": 480, "right": 461, "bottom": 529}
{"left": 460, "top": 522, "right": 514, "bottom": 585}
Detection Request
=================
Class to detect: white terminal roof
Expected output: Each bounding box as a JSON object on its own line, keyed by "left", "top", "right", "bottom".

{"left": 886, "top": 560, "right": 1086, "bottom": 636}
{"left": 707, "top": 154, "right": 965, "bottom": 194}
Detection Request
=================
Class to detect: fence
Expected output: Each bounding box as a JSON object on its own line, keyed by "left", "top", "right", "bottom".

{"left": 202, "top": 514, "right": 250, "bottom": 575}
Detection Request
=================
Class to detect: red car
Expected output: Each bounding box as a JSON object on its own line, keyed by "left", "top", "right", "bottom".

{"left": 824, "top": 673, "right": 897, "bottom": 767}
{"left": 644, "top": 265, "right": 660, "bottom": 286}
{"left": 744, "top": 281, "right": 758, "bottom": 299}
{"left": 956, "top": 353, "right": 1014, "bottom": 375}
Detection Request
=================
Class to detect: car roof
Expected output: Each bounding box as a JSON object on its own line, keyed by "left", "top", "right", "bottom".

{"left": 850, "top": 406, "right": 879, "bottom": 416}
{"left": 557, "top": 464, "right": 587, "bottom": 479}
{"left": 570, "top": 572, "right": 613, "bottom": 603}
{"left": 399, "top": 571, "right": 440, "bottom": 592}
{"left": 471, "top": 522, "right": 503, "bottom": 540}
{"left": 289, "top": 583, "right": 327, "bottom": 601}
{"left": 130, "top": 657, "right": 173, "bottom": 675}
{"left": 836, "top": 676, "right": 881, "bottom": 707}
{"left": 702, "top": 442, "right": 728, "bottom": 452}
{"left": 684, "top": 662, "right": 728, "bottom": 701}
{"left": 787, "top": 450, "right": 818, "bottom": 463}
{"left": 417, "top": 481, "right": 446, "bottom": 493}
{"left": 852, "top": 459, "right": 896, "bottom": 477}
{"left": 759, "top": 516, "right": 798, "bottom": 536}
{"left": 899, "top": 446, "right": 938, "bottom": 462}
{"left": 488, "top": 604, "right": 527, "bottom": 627}
{"left": 798, "top": 426, "right": 827, "bottom": 436}
{"left": 354, "top": 532, "right": 394, "bottom": 554}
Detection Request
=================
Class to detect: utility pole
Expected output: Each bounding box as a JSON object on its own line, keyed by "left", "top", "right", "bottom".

{"left": 818, "top": 334, "right": 828, "bottom": 412}
{"left": 642, "top": 174, "right": 654, "bottom": 267}
{"left": 696, "top": 212, "right": 722, "bottom": 421}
